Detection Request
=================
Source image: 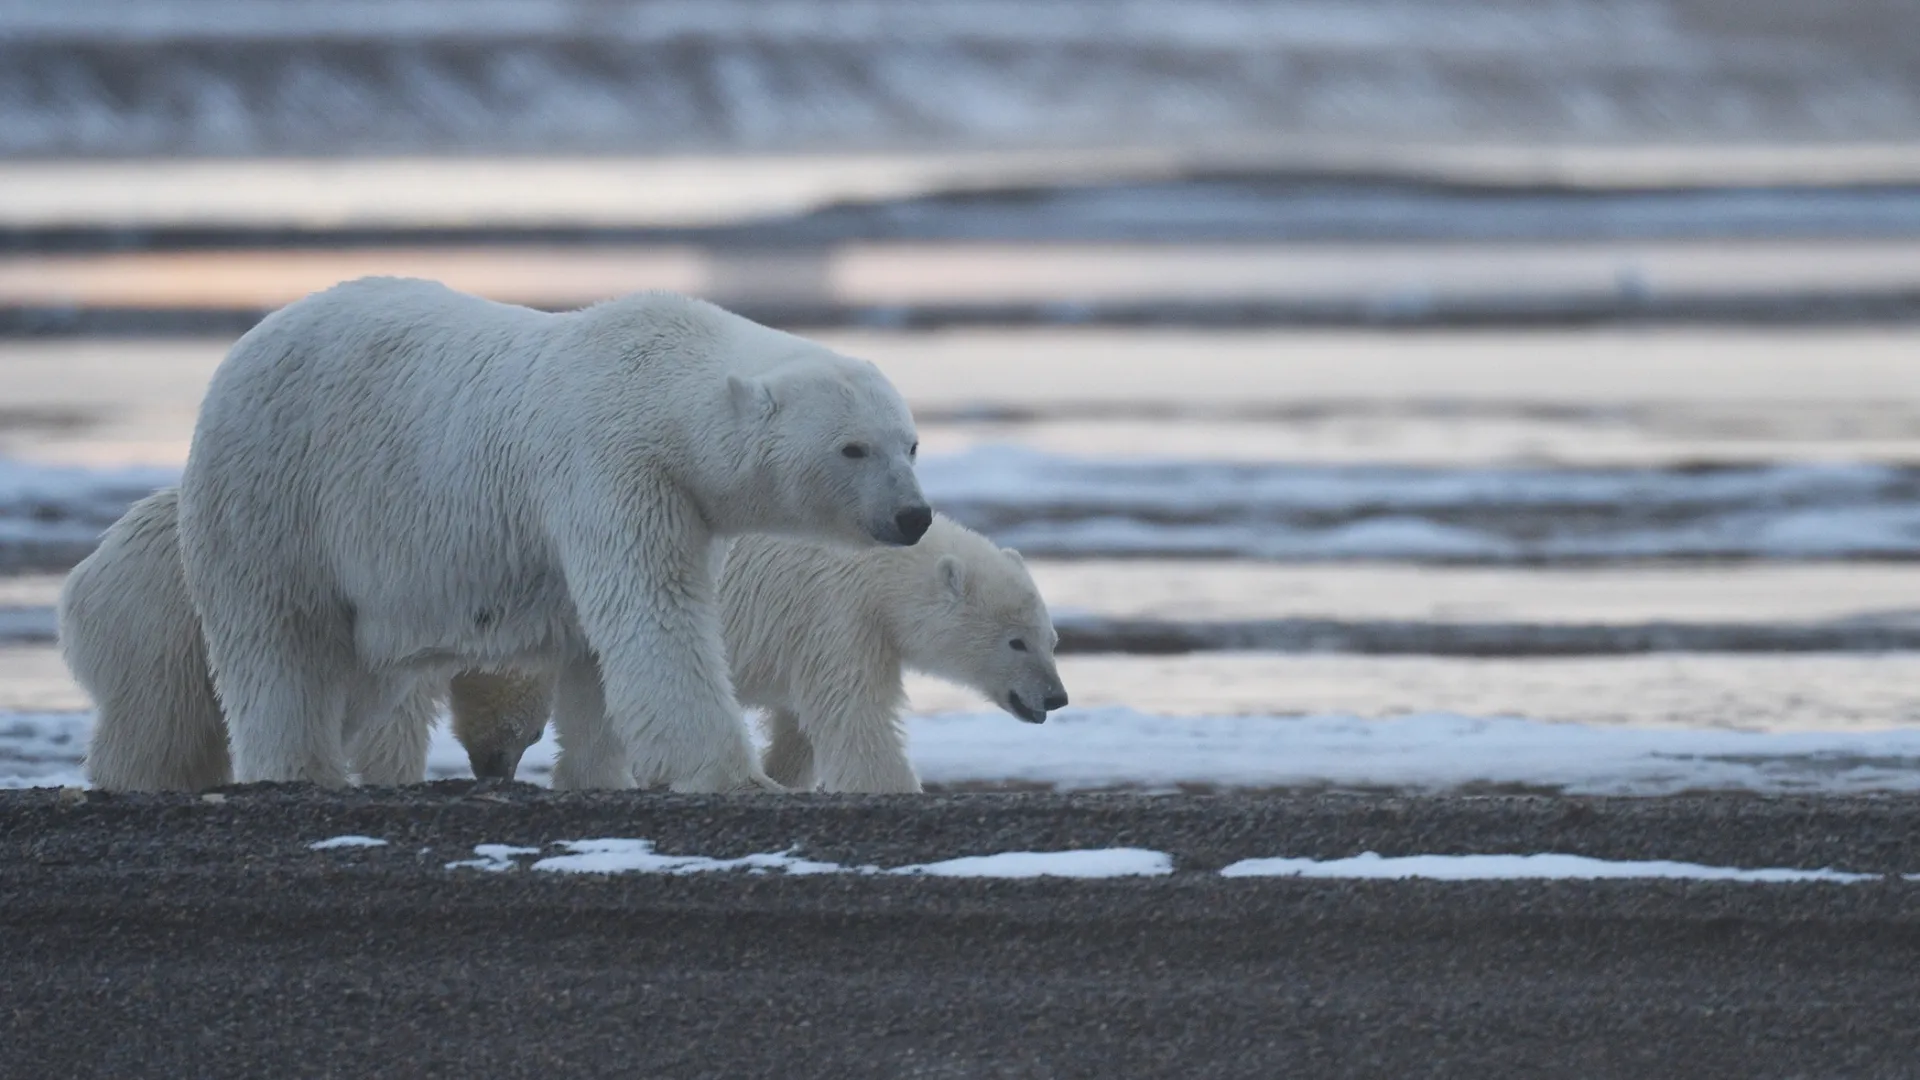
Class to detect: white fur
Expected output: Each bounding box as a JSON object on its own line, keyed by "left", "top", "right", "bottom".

{"left": 161, "top": 277, "right": 924, "bottom": 792}
{"left": 731, "top": 514, "right": 1068, "bottom": 793}
{"left": 61, "top": 489, "right": 230, "bottom": 791}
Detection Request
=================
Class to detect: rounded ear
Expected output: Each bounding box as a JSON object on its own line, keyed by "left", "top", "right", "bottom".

{"left": 727, "top": 374, "right": 778, "bottom": 420}
{"left": 936, "top": 554, "right": 967, "bottom": 602}
{"left": 1000, "top": 546, "right": 1025, "bottom": 566}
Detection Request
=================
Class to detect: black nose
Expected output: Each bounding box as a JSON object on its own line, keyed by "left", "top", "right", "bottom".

{"left": 894, "top": 505, "right": 932, "bottom": 544}
{"left": 1042, "top": 691, "right": 1069, "bottom": 712}
{"left": 470, "top": 748, "right": 518, "bottom": 781}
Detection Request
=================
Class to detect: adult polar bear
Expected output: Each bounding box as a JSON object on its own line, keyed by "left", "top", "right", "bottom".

{"left": 174, "top": 277, "right": 929, "bottom": 792}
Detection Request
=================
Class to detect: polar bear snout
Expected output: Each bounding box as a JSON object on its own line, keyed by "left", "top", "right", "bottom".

{"left": 469, "top": 745, "right": 525, "bottom": 781}
{"left": 867, "top": 500, "right": 933, "bottom": 546}
{"left": 1007, "top": 683, "right": 1068, "bottom": 724}
{"left": 844, "top": 442, "right": 929, "bottom": 546}
{"left": 1007, "top": 691, "right": 1046, "bottom": 724}
{"left": 891, "top": 505, "right": 933, "bottom": 545}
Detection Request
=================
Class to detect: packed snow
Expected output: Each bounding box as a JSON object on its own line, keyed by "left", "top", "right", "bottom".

{"left": 1218, "top": 852, "right": 1882, "bottom": 882}
{"left": 533, "top": 841, "right": 1167, "bottom": 877}
{"left": 434, "top": 840, "right": 1167, "bottom": 878}
{"left": 425, "top": 840, "right": 1898, "bottom": 882}
{"left": 888, "top": 849, "right": 1173, "bottom": 878}
{"left": 530, "top": 839, "right": 850, "bottom": 876}
{"left": 307, "top": 835, "right": 389, "bottom": 850}
{"left": 444, "top": 844, "right": 549, "bottom": 872}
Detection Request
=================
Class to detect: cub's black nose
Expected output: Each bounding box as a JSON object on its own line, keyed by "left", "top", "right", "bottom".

{"left": 895, "top": 505, "right": 933, "bottom": 544}
{"left": 1042, "top": 691, "right": 1069, "bottom": 712}
{"left": 470, "top": 749, "right": 517, "bottom": 781}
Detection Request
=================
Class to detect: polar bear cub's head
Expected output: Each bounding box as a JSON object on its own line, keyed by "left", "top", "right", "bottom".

{"left": 900, "top": 517, "right": 1069, "bottom": 724}
{"left": 726, "top": 352, "right": 931, "bottom": 548}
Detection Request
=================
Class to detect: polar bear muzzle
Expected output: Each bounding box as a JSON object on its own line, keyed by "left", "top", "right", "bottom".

{"left": 886, "top": 504, "right": 933, "bottom": 545}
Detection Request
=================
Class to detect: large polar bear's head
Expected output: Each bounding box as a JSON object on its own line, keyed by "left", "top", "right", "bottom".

{"left": 727, "top": 353, "right": 931, "bottom": 548}
{"left": 899, "top": 517, "right": 1070, "bottom": 724}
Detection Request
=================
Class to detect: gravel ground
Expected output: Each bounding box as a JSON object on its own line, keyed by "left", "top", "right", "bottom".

{"left": 3, "top": 787, "right": 1917, "bottom": 1078}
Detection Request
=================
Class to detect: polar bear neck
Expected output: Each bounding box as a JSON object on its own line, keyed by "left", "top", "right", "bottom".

{"left": 549, "top": 293, "right": 808, "bottom": 536}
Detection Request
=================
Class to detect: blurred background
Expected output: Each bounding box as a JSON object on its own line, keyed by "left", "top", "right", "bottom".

{"left": 4, "top": 0, "right": 1920, "bottom": 792}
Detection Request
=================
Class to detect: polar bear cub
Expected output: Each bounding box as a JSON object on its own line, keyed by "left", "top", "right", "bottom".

{"left": 166, "top": 277, "right": 928, "bottom": 793}
{"left": 732, "top": 515, "right": 1068, "bottom": 792}
{"left": 455, "top": 514, "right": 1069, "bottom": 793}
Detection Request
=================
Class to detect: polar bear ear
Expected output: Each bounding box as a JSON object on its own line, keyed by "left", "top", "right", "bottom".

{"left": 999, "top": 546, "right": 1025, "bottom": 566}
{"left": 727, "top": 374, "right": 778, "bottom": 420}
{"left": 936, "top": 554, "right": 968, "bottom": 603}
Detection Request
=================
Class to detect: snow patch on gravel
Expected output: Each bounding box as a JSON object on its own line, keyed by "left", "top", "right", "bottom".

{"left": 1219, "top": 851, "right": 1886, "bottom": 882}
{"left": 308, "top": 835, "right": 389, "bottom": 850}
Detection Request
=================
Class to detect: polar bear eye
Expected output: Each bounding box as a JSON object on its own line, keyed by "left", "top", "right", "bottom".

{"left": 1009, "top": 638, "right": 1028, "bottom": 652}
{"left": 909, "top": 441, "right": 919, "bottom": 459}
{"left": 840, "top": 444, "right": 868, "bottom": 459}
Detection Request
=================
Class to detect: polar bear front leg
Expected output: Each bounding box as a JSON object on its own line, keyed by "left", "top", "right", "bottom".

{"left": 555, "top": 488, "right": 779, "bottom": 793}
